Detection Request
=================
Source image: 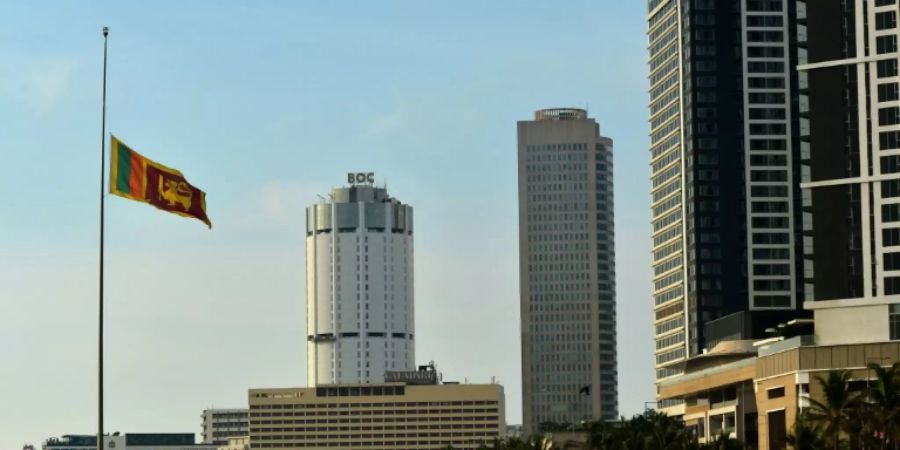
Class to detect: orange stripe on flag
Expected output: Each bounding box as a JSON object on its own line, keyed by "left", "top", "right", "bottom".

{"left": 129, "top": 151, "right": 143, "bottom": 199}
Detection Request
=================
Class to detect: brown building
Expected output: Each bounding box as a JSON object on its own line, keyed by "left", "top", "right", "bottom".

{"left": 248, "top": 382, "right": 505, "bottom": 450}
{"left": 658, "top": 332, "right": 900, "bottom": 450}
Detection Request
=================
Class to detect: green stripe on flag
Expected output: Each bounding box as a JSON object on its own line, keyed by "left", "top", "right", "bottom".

{"left": 116, "top": 144, "right": 132, "bottom": 194}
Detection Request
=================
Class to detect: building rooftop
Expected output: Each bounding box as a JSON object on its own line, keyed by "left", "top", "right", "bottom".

{"left": 534, "top": 108, "right": 588, "bottom": 121}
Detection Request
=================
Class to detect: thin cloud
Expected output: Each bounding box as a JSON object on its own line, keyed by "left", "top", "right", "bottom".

{"left": 1, "top": 56, "right": 75, "bottom": 116}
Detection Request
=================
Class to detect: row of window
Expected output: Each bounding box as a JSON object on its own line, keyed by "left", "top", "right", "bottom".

{"left": 251, "top": 421, "right": 500, "bottom": 432}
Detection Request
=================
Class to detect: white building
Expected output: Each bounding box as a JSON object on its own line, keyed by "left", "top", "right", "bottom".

{"left": 305, "top": 175, "right": 415, "bottom": 385}
{"left": 200, "top": 408, "right": 248, "bottom": 445}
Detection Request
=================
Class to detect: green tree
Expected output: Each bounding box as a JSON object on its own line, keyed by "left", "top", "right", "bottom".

{"left": 806, "top": 370, "right": 862, "bottom": 450}
{"left": 866, "top": 362, "right": 900, "bottom": 450}
{"left": 786, "top": 415, "right": 825, "bottom": 450}
{"left": 701, "top": 431, "right": 743, "bottom": 450}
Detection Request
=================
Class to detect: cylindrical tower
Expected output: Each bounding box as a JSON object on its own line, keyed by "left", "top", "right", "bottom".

{"left": 305, "top": 180, "right": 414, "bottom": 385}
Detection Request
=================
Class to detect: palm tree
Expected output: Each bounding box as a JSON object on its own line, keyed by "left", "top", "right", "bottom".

{"left": 806, "top": 370, "right": 861, "bottom": 450}
{"left": 702, "top": 431, "right": 743, "bottom": 450}
{"left": 786, "top": 415, "right": 825, "bottom": 450}
{"left": 582, "top": 420, "right": 617, "bottom": 450}
{"left": 866, "top": 362, "right": 900, "bottom": 450}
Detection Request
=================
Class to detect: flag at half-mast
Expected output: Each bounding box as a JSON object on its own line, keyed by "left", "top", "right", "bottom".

{"left": 109, "top": 135, "right": 211, "bottom": 228}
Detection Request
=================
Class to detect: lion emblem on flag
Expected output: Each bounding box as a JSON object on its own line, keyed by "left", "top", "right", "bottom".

{"left": 158, "top": 178, "right": 192, "bottom": 211}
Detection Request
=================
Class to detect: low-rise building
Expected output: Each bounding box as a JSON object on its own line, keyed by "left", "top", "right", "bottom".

{"left": 201, "top": 408, "right": 249, "bottom": 445}
{"left": 43, "top": 434, "right": 215, "bottom": 450}
{"left": 216, "top": 436, "right": 248, "bottom": 450}
{"left": 248, "top": 382, "right": 505, "bottom": 450}
{"left": 658, "top": 320, "right": 900, "bottom": 450}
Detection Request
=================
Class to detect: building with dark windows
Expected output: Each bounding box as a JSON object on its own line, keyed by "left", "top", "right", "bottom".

{"left": 646, "top": 0, "right": 809, "bottom": 412}
{"left": 798, "top": 0, "right": 900, "bottom": 339}
{"left": 43, "top": 434, "right": 214, "bottom": 450}
{"left": 647, "top": 2, "right": 900, "bottom": 446}
{"left": 517, "top": 108, "right": 618, "bottom": 434}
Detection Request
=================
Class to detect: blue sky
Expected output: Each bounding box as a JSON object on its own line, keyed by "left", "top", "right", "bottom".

{"left": 0, "top": 1, "right": 652, "bottom": 446}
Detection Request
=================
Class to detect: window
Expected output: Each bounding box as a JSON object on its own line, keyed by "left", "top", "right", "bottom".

{"left": 748, "top": 61, "right": 785, "bottom": 74}
{"left": 750, "top": 108, "right": 786, "bottom": 120}
{"left": 891, "top": 304, "right": 900, "bottom": 340}
{"left": 754, "top": 279, "right": 791, "bottom": 291}
{"left": 882, "top": 179, "right": 900, "bottom": 197}
{"left": 877, "top": 11, "right": 897, "bottom": 31}
{"left": 880, "top": 107, "right": 900, "bottom": 126}
{"left": 754, "top": 248, "right": 790, "bottom": 259}
{"left": 748, "top": 77, "right": 785, "bottom": 89}
{"left": 747, "top": 46, "right": 784, "bottom": 58}
{"left": 884, "top": 204, "right": 900, "bottom": 222}
{"left": 879, "top": 83, "right": 900, "bottom": 102}
{"left": 747, "top": 30, "right": 784, "bottom": 43}
{"left": 751, "top": 154, "right": 787, "bottom": 166}
{"left": 878, "top": 59, "right": 898, "bottom": 78}
{"left": 881, "top": 156, "right": 900, "bottom": 173}
{"left": 767, "top": 387, "right": 786, "bottom": 399}
{"left": 750, "top": 123, "right": 787, "bottom": 135}
{"left": 749, "top": 93, "right": 786, "bottom": 104}
{"left": 886, "top": 228, "right": 900, "bottom": 247}
{"left": 752, "top": 185, "right": 788, "bottom": 197}
{"left": 746, "top": 15, "right": 783, "bottom": 27}
{"left": 754, "top": 264, "right": 790, "bottom": 275}
{"left": 746, "top": 0, "right": 783, "bottom": 11}
{"left": 883, "top": 131, "right": 900, "bottom": 149}
{"left": 886, "top": 252, "right": 900, "bottom": 271}
{"left": 878, "top": 35, "right": 898, "bottom": 55}
{"left": 754, "top": 295, "right": 791, "bottom": 307}
{"left": 887, "top": 277, "right": 900, "bottom": 295}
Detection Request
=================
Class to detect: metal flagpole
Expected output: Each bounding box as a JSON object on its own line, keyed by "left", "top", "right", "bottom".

{"left": 98, "top": 25, "right": 108, "bottom": 450}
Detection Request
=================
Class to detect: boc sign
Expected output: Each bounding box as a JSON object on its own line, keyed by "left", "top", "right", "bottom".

{"left": 348, "top": 172, "right": 375, "bottom": 184}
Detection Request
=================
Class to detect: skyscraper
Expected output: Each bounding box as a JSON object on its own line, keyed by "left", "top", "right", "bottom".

{"left": 518, "top": 108, "right": 617, "bottom": 433}
{"left": 799, "top": 0, "right": 900, "bottom": 335}
{"left": 647, "top": 0, "right": 807, "bottom": 404}
{"left": 305, "top": 177, "right": 414, "bottom": 385}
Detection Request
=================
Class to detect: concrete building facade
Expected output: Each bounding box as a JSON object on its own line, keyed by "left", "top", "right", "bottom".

{"left": 305, "top": 180, "right": 414, "bottom": 385}
{"left": 247, "top": 382, "right": 505, "bottom": 450}
{"left": 201, "top": 409, "right": 248, "bottom": 445}
{"left": 517, "top": 108, "right": 618, "bottom": 433}
{"left": 658, "top": 334, "right": 900, "bottom": 450}
{"left": 646, "top": 0, "right": 808, "bottom": 408}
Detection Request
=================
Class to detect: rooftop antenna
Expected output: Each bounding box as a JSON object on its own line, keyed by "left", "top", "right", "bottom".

{"left": 316, "top": 194, "right": 327, "bottom": 202}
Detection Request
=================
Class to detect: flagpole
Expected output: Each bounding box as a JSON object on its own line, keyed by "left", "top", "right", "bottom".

{"left": 98, "top": 25, "right": 108, "bottom": 450}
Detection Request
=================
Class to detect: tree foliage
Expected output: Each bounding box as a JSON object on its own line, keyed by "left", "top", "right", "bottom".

{"left": 460, "top": 367, "right": 900, "bottom": 450}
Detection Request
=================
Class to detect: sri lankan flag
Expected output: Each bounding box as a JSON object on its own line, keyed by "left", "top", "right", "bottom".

{"left": 109, "top": 135, "right": 211, "bottom": 228}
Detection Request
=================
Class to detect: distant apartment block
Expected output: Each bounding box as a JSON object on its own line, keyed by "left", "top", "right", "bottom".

{"left": 517, "top": 108, "right": 618, "bottom": 433}
{"left": 201, "top": 408, "right": 249, "bottom": 445}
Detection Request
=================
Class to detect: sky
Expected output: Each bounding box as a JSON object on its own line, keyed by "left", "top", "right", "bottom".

{"left": 0, "top": 1, "right": 652, "bottom": 447}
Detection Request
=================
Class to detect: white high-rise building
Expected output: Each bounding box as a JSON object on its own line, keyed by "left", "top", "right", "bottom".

{"left": 305, "top": 175, "right": 414, "bottom": 385}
